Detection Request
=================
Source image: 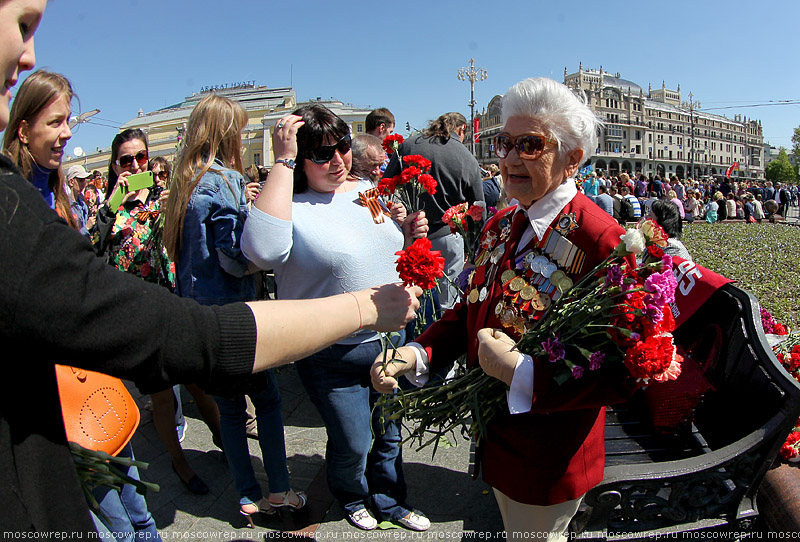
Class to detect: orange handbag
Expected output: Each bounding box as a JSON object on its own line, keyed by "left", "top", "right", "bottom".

{"left": 55, "top": 365, "right": 140, "bottom": 456}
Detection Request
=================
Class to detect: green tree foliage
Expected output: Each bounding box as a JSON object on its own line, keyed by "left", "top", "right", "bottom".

{"left": 792, "top": 125, "right": 800, "bottom": 164}
{"left": 765, "top": 148, "right": 798, "bottom": 184}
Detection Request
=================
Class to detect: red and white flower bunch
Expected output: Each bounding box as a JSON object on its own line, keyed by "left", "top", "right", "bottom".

{"left": 517, "top": 219, "right": 682, "bottom": 386}
{"left": 382, "top": 219, "right": 683, "bottom": 446}
{"left": 442, "top": 202, "right": 486, "bottom": 264}
{"left": 378, "top": 154, "right": 437, "bottom": 215}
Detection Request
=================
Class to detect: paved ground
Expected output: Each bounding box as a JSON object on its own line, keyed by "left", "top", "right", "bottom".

{"left": 128, "top": 365, "right": 504, "bottom": 541}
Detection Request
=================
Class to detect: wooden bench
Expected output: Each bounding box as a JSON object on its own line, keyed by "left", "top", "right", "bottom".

{"left": 569, "top": 284, "right": 800, "bottom": 540}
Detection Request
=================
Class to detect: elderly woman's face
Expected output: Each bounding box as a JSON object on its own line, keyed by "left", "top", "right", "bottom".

{"left": 499, "top": 116, "right": 582, "bottom": 208}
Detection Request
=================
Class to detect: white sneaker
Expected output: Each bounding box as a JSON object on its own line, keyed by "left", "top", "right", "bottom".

{"left": 348, "top": 508, "right": 377, "bottom": 530}
{"left": 396, "top": 511, "right": 431, "bottom": 531}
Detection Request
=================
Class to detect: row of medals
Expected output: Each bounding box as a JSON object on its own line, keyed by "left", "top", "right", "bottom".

{"left": 467, "top": 242, "right": 575, "bottom": 335}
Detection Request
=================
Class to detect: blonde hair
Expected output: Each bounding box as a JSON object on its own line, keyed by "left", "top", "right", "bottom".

{"left": 163, "top": 94, "right": 248, "bottom": 258}
{"left": 2, "top": 70, "right": 77, "bottom": 229}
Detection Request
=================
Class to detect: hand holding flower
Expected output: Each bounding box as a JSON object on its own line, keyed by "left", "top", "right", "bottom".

{"left": 402, "top": 210, "right": 428, "bottom": 245}
{"left": 371, "top": 346, "right": 417, "bottom": 393}
{"left": 358, "top": 283, "right": 422, "bottom": 332}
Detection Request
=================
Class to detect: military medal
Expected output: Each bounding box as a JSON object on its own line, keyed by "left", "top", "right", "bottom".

{"left": 554, "top": 212, "right": 579, "bottom": 235}
{"left": 479, "top": 287, "right": 488, "bottom": 302}
{"left": 468, "top": 289, "right": 480, "bottom": 303}
{"left": 501, "top": 269, "right": 517, "bottom": 284}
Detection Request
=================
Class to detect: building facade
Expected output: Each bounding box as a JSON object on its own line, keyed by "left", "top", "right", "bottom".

{"left": 474, "top": 65, "right": 765, "bottom": 181}
{"left": 63, "top": 83, "right": 372, "bottom": 176}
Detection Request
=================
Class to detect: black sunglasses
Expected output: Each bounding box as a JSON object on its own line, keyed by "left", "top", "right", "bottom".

{"left": 306, "top": 134, "right": 352, "bottom": 164}
{"left": 116, "top": 150, "right": 149, "bottom": 169}
{"left": 494, "top": 133, "right": 556, "bottom": 160}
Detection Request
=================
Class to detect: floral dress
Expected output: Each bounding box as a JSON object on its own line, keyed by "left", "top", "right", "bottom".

{"left": 104, "top": 198, "right": 175, "bottom": 289}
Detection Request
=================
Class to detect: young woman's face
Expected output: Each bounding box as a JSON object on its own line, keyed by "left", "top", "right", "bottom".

{"left": 304, "top": 135, "right": 353, "bottom": 193}
{"left": 0, "top": 0, "right": 45, "bottom": 131}
{"left": 19, "top": 93, "right": 72, "bottom": 169}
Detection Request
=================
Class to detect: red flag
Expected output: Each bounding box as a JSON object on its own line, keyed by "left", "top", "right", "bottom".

{"left": 725, "top": 161, "right": 739, "bottom": 176}
{"left": 473, "top": 117, "right": 480, "bottom": 143}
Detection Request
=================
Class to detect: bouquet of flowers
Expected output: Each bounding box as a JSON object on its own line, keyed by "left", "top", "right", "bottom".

{"left": 442, "top": 202, "right": 486, "bottom": 264}
{"left": 763, "top": 311, "right": 800, "bottom": 461}
{"left": 379, "top": 219, "right": 683, "bottom": 450}
{"left": 378, "top": 154, "right": 437, "bottom": 215}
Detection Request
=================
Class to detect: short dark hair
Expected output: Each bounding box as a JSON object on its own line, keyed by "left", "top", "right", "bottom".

{"left": 650, "top": 200, "right": 682, "bottom": 239}
{"left": 292, "top": 103, "right": 350, "bottom": 193}
{"left": 365, "top": 108, "right": 394, "bottom": 133}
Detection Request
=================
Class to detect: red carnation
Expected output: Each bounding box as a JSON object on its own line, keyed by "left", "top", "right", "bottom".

{"left": 466, "top": 204, "right": 484, "bottom": 221}
{"left": 401, "top": 166, "right": 421, "bottom": 183}
{"left": 395, "top": 237, "right": 445, "bottom": 291}
{"left": 382, "top": 134, "right": 405, "bottom": 156}
{"left": 403, "top": 155, "right": 432, "bottom": 171}
{"left": 378, "top": 176, "right": 400, "bottom": 196}
{"left": 443, "top": 203, "right": 468, "bottom": 233}
{"left": 623, "top": 333, "right": 677, "bottom": 381}
{"left": 418, "top": 173, "right": 437, "bottom": 194}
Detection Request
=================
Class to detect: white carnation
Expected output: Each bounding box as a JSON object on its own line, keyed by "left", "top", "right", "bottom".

{"left": 620, "top": 229, "right": 646, "bottom": 255}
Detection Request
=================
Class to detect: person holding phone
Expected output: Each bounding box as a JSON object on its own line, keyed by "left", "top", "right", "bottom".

{"left": 92, "top": 129, "right": 172, "bottom": 284}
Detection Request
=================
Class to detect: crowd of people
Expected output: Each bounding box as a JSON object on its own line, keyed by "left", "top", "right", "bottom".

{"left": 580, "top": 170, "right": 797, "bottom": 227}
{"left": 1, "top": 2, "right": 793, "bottom": 541}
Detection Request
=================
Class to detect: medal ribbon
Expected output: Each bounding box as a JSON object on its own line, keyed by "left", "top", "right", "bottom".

{"left": 358, "top": 187, "right": 389, "bottom": 224}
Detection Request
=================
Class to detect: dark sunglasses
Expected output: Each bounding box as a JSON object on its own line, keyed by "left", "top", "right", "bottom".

{"left": 116, "top": 150, "right": 149, "bottom": 168}
{"left": 494, "top": 133, "right": 557, "bottom": 160}
{"left": 306, "top": 134, "right": 352, "bottom": 164}
{"left": 154, "top": 171, "right": 169, "bottom": 181}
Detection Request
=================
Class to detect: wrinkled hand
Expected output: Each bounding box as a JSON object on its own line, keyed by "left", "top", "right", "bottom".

{"left": 158, "top": 188, "right": 170, "bottom": 204}
{"left": 402, "top": 210, "right": 428, "bottom": 241}
{"left": 272, "top": 115, "right": 304, "bottom": 162}
{"left": 245, "top": 181, "right": 260, "bottom": 203}
{"left": 477, "top": 328, "right": 519, "bottom": 386}
{"left": 355, "top": 283, "right": 422, "bottom": 332}
{"left": 370, "top": 346, "right": 416, "bottom": 393}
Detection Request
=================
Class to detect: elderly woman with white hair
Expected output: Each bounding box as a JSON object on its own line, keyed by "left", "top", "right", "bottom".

{"left": 372, "top": 78, "right": 634, "bottom": 539}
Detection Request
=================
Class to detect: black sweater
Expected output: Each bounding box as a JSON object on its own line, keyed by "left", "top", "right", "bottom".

{"left": 0, "top": 155, "right": 256, "bottom": 537}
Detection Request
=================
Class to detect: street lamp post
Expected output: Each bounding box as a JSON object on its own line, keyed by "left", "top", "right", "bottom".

{"left": 688, "top": 92, "right": 695, "bottom": 180}
{"left": 457, "top": 58, "right": 487, "bottom": 156}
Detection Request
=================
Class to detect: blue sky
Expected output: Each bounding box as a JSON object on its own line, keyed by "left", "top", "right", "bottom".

{"left": 24, "top": 0, "right": 800, "bottom": 157}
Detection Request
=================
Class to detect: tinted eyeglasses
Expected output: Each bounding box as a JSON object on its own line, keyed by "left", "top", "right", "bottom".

{"left": 306, "top": 134, "right": 352, "bottom": 164}
{"left": 154, "top": 170, "right": 169, "bottom": 181}
{"left": 494, "top": 133, "right": 557, "bottom": 160}
{"left": 115, "top": 150, "right": 149, "bottom": 169}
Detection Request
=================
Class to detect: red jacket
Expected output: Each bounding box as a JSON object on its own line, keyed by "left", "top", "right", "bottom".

{"left": 415, "top": 192, "right": 634, "bottom": 505}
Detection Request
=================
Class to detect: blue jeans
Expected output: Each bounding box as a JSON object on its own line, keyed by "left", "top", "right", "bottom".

{"left": 214, "top": 371, "right": 290, "bottom": 505}
{"left": 173, "top": 385, "right": 184, "bottom": 427}
{"left": 92, "top": 444, "right": 161, "bottom": 542}
{"left": 295, "top": 334, "right": 409, "bottom": 521}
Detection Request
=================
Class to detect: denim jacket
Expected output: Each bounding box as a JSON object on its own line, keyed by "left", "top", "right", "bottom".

{"left": 176, "top": 161, "right": 255, "bottom": 305}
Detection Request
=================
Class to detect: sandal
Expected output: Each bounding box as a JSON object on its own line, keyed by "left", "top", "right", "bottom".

{"left": 239, "top": 498, "right": 276, "bottom": 529}
{"left": 267, "top": 489, "right": 307, "bottom": 510}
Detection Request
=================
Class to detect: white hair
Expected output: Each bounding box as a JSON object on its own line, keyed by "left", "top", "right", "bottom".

{"left": 501, "top": 77, "right": 602, "bottom": 167}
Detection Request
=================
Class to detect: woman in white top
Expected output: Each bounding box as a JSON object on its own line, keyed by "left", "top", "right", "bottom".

{"left": 241, "top": 104, "right": 431, "bottom": 532}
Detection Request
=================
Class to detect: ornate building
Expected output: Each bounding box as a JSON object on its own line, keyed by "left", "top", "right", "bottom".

{"left": 474, "top": 65, "right": 765, "bottom": 180}
{"left": 63, "top": 83, "right": 372, "bottom": 175}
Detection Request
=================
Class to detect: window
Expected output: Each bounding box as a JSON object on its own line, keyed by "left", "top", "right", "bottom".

{"left": 356, "top": 124, "right": 364, "bottom": 133}
{"left": 253, "top": 153, "right": 261, "bottom": 166}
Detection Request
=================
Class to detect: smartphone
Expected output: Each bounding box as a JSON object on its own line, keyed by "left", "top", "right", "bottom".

{"left": 108, "top": 171, "right": 154, "bottom": 210}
